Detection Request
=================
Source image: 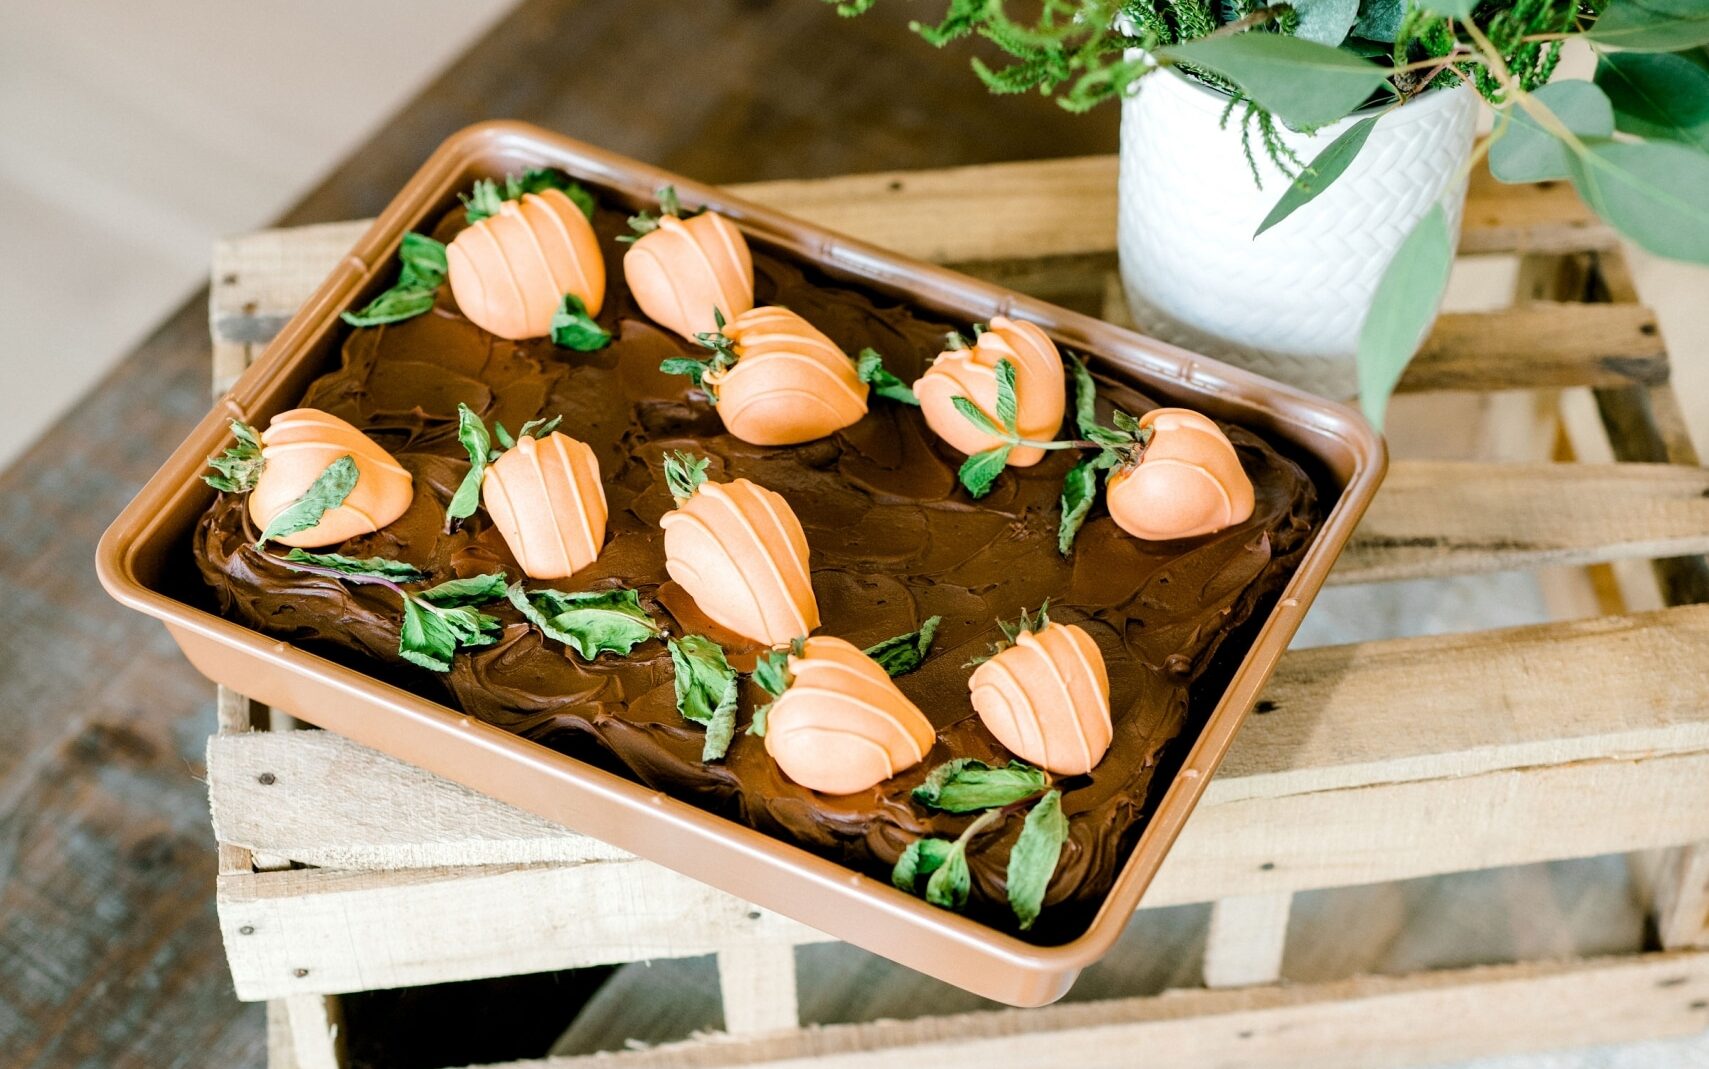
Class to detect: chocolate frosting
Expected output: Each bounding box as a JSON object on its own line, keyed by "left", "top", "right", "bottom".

{"left": 195, "top": 195, "right": 1320, "bottom": 939}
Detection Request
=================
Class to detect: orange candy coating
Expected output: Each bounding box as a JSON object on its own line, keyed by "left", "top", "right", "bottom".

{"left": 702, "top": 307, "right": 869, "bottom": 446}
{"left": 447, "top": 189, "right": 605, "bottom": 340}
{"left": 248, "top": 409, "right": 413, "bottom": 548}
{"left": 481, "top": 431, "right": 609, "bottom": 580}
{"left": 764, "top": 636, "right": 935, "bottom": 795}
{"left": 623, "top": 212, "right": 754, "bottom": 340}
{"left": 969, "top": 620, "right": 1111, "bottom": 776}
{"left": 914, "top": 316, "right": 1066, "bottom": 468}
{"left": 1105, "top": 409, "right": 1255, "bottom": 541}
{"left": 660, "top": 477, "right": 820, "bottom": 646}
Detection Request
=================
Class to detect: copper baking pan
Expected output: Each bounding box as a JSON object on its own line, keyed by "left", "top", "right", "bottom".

{"left": 97, "top": 121, "right": 1386, "bottom": 1007}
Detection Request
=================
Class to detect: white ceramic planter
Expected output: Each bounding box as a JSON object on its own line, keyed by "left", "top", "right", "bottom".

{"left": 1117, "top": 68, "right": 1479, "bottom": 400}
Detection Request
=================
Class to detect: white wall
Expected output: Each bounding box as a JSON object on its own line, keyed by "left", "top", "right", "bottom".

{"left": 0, "top": 0, "right": 518, "bottom": 467}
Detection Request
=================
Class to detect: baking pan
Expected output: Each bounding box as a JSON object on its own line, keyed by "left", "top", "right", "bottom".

{"left": 98, "top": 121, "right": 1386, "bottom": 1007}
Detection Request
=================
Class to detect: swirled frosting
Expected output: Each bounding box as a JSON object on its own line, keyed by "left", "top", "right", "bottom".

{"left": 193, "top": 193, "right": 1320, "bottom": 937}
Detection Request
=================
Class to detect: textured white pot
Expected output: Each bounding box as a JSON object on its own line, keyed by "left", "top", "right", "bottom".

{"left": 1117, "top": 68, "right": 1479, "bottom": 399}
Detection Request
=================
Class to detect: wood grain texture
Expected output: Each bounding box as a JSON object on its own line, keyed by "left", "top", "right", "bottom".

{"left": 416, "top": 952, "right": 1709, "bottom": 1069}
{"left": 717, "top": 944, "right": 801, "bottom": 1036}
{"left": 1202, "top": 893, "right": 1292, "bottom": 989}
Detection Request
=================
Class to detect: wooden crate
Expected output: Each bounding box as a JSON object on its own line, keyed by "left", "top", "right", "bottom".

{"left": 205, "top": 156, "right": 1709, "bottom": 1069}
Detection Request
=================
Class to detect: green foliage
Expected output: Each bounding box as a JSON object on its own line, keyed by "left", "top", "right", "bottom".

{"left": 1357, "top": 203, "right": 1453, "bottom": 429}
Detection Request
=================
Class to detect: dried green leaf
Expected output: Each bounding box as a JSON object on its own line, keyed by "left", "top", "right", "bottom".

{"left": 280, "top": 548, "right": 426, "bottom": 582}
{"left": 1007, "top": 789, "right": 1068, "bottom": 930}
{"left": 669, "top": 635, "right": 740, "bottom": 761}
{"left": 862, "top": 615, "right": 941, "bottom": 676}
{"left": 551, "top": 293, "right": 612, "bottom": 351}
{"left": 912, "top": 758, "right": 1047, "bottom": 813}
{"left": 856, "top": 348, "right": 920, "bottom": 406}
{"left": 204, "top": 419, "right": 265, "bottom": 493}
{"left": 1057, "top": 458, "right": 1098, "bottom": 556}
{"left": 994, "top": 358, "right": 1019, "bottom": 434}
{"left": 507, "top": 583, "right": 660, "bottom": 659}
{"left": 664, "top": 451, "right": 711, "bottom": 505}
{"left": 255, "top": 455, "right": 358, "bottom": 548}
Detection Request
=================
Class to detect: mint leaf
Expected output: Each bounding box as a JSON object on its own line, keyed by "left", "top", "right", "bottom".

{"left": 1007, "top": 789, "right": 1068, "bottom": 930}
{"left": 891, "top": 837, "right": 955, "bottom": 892}
{"left": 281, "top": 548, "right": 426, "bottom": 582}
{"left": 751, "top": 648, "right": 793, "bottom": 697}
{"left": 399, "top": 597, "right": 459, "bottom": 671}
{"left": 657, "top": 184, "right": 683, "bottom": 218}
{"left": 660, "top": 356, "right": 710, "bottom": 387}
{"left": 447, "top": 403, "right": 490, "bottom": 527}
{"left": 1057, "top": 459, "right": 1098, "bottom": 556}
{"left": 669, "top": 635, "right": 739, "bottom": 761}
{"left": 958, "top": 445, "right": 1011, "bottom": 499}
{"left": 516, "top": 415, "right": 563, "bottom": 441}
{"left": 993, "top": 358, "right": 1019, "bottom": 435}
{"left": 856, "top": 348, "right": 920, "bottom": 406}
{"left": 862, "top": 616, "right": 941, "bottom": 677}
{"left": 1255, "top": 113, "right": 1379, "bottom": 237}
{"left": 913, "top": 758, "right": 1048, "bottom": 813}
{"left": 461, "top": 179, "right": 507, "bottom": 224}
{"left": 507, "top": 583, "right": 659, "bottom": 659}
{"left": 419, "top": 572, "right": 510, "bottom": 607}
{"left": 950, "top": 395, "right": 1003, "bottom": 437}
{"left": 551, "top": 293, "right": 612, "bottom": 351}
{"left": 343, "top": 233, "right": 447, "bottom": 327}
{"left": 746, "top": 701, "right": 772, "bottom": 738}
{"left": 663, "top": 450, "right": 711, "bottom": 505}
{"left": 204, "top": 419, "right": 265, "bottom": 493}
{"left": 1067, "top": 353, "right": 1100, "bottom": 439}
{"left": 925, "top": 838, "right": 974, "bottom": 909}
{"left": 255, "top": 455, "right": 358, "bottom": 548}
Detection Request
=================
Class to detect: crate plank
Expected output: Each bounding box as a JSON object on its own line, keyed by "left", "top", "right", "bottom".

{"left": 331, "top": 952, "right": 1709, "bottom": 1069}
{"left": 1333, "top": 460, "right": 1709, "bottom": 584}
{"left": 716, "top": 944, "right": 801, "bottom": 1036}
{"left": 1201, "top": 893, "right": 1292, "bottom": 989}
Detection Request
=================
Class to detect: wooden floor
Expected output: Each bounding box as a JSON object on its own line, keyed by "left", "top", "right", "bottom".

{"left": 0, "top": 2, "right": 1118, "bottom": 1066}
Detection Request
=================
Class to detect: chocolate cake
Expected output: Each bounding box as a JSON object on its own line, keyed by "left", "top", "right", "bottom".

{"left": 194, "top": 190, "right": 1320, "bottom": 937}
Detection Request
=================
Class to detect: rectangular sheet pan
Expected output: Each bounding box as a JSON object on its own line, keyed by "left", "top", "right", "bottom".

{"left": 98, "top": 121, "right": 1386, "bottom": 1007}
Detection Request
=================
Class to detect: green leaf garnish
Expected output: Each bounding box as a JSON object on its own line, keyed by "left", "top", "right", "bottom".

{"left": 461, "top": 169, "right": 596, "bottom": 223}
{"left": 506, "top": 583, "right": 660, "bottom": 659}
{"left": 957, "top": 445, "right": 1011, "bottom": 498}
{"left": 856, "top": 348, "right": 920, "bottom": 406}
{"left": 204, "top": 419, "right": 265, "bottom": 493}
{"left": 342, "top": 233, "right": 448, "bottom": 327}
{"left": 891, "top": 837, "right": 955, "bottom": 893}
{"left": 892, "top": 808, "right": 1002, "bottom": 911}
{"left": 1057, "top": 459, "right": 1098, "bottom": 556}
{"left": 447, "top": 402, "right": 492, "bottom": 528}
{"left": 1007, "top": 789, "right": 1068, "bottom": 930}
{"left": 993, "top": 358, "right": 1019, "bottom": 434}
{"left": 967, "top": 601, "right": 1052, "bottom": 667}
{"left": 663, "top": 450, "right": 711, "bottom": 505}
{"left": 619, "top": 184, "right": 692, "bottom": 242}
{"left": 396, "top": 572, "right": 508, "bottom": 672}
{"left": 1067, "top": 353, "right": 1099, "bottom": 440}
{"left": 669, "top": 635, "right": 740, "bottom": 762}
{"left": 255, "top": 455, "right": 358, "bottom": 548}
{"left": 912, "top": 758, "right": 1048, "bottom": 813}
{"left": 659, "top": 356, "right": 711, "bottom": 388}
{"left": 746, "top": 701, "right": 772, "bottom": 738}
{"left": 658, "top": 185, "right": 683, "bottom": 218}
{"left": 752, "top": 648, "right": 793, "bottom": 697}
{"left": 515, "top": 415, "right": 563, "bottom": 441}
{"left": 950, "top": 395, "right": 1003, "bottom": 437}
{"left": 281, "top": 548, "right": 427, "bottom": 582}
{"left": 862, "top": 616, "right": 941, "bottom": 677}
{"left": 551, "top": 294, "right": 612, "bottom": 351}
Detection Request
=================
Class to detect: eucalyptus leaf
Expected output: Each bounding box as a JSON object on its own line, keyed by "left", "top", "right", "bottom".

{"left": 1357, "top": 204, "right": 1453, "bottom": 430}
{"left": 507, "top": 583, "right": 660, "bottom": 659}
{"left": 1588, "top": 0, "right": 1709, "bottom": 51}
{"left": 1488, "top": 81, "right": 1614, "bottom": 183}
{"left": 1292, "top": 0, "right": 1361, "bottom": 46}
{"left": 1417, "top": 0, "right": 1473, "bottom": 16}
{"left": 255, "top": 455, "right": 358, "bottom": 547}
{"left": 1570, "top": 139, "right": 1709, "bottom": 264}
{"left": 1007, "top": 789, "right": 1068, "bottom": 930}
{"left": 1596, "top": 52, "right": 1709, "bottom": 152}
{"left": 1351, "top": 0, "right": 1406, "bottom": 43}
{"left": 1158, "top": 33, "right": 1393, "bottom": 128}
{"left": 1255, "top": 114, "right": 1379, "bottom": 237}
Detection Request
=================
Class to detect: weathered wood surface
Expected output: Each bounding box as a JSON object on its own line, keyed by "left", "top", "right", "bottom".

{"left": 1201, "top": 893, "right": 1293, "bottom": 989}
{"left": 284, "top": 952, "right": 1709, "bottom": 1069}
{"left": 0, "top": 0, "right": 1130, "bottom": 1065}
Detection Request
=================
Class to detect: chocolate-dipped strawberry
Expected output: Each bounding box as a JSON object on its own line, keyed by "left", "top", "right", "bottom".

{"left": 967, "top": 603, "right": 1111, "bottom": 776}
{"left": 446, "top": 171, "right": 606, "bottom": 341}
{"left": 445, "top": 405, "right": 607, "bottom": 579}
{"left": 753, "top": 635, "right": 935, "bottom": 795}
{"left": 204, "top": 409, "right": 413, "bottom": 548}
{"left": 621, "top": 186, "right": 754, "bottom": 340}
{"left": 915, "top": 316, "right": 1065, "bottom": 468}
{"left": 658, "top": 451, "right": 819, "bottom": 646}
{"left": 1056, "top": 356, "right": 1256, "bottom": 551}
{"left": 659, "top": 307, "right": 919, "bottom": 446}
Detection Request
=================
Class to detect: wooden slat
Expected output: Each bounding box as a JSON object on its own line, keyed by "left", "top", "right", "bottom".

{"left": 210, "top": 605, "right": 1709, "bottom": 998}
{"left": 1332, "top": 460, "right": 1709, "bottom": 585}
{"left": 717, "top": 944, "right": 801, "bottom": 1036}
{"left": 1399, "top": 302, "right": 1667, "bottom": 392}
{"left": 1201, "top": 893, "right": 1292, "bottom": 989}
{"left": 410, "top": 952, "right": 1709, "bottom": 1069}
{"left": 281, "top": 995, "right": 344, "bottom": 1069}
{"left": 1651, "top": 843, "right": 1709, "bottom": 950}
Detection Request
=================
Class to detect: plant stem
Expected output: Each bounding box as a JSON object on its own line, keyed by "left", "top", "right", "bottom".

{"left": 270, "top": 555, "right": 411, "bottom": 598}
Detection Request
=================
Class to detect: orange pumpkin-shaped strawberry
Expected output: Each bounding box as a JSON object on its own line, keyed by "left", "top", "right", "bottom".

{"left": 674, "top": 307, "right": 869, "bottom": 446}
{"left": 914, "top": 316, "right": 1066, "bottom": 467}
{"left": 761, "top": 636, "right": 934, "bottom": 795}
{"left": 481, "top": 431, "right": 608, "bottom": 580}
{"left": 968, "top": 606, "right": 1111, "bottom": 776}
{"left": 242, "top": 409, "right": 414, "bottom": 548}
{"left": 622, "top": 188, "right": 753, "bottom": 340}
{"left": 657, "top": 452, "right": 819, "bottom": 646}
{"left": 1105, "top": 409, "right": 1254, "bottom": 541}
{"left": 447, "top": 187, "right": 605, "bottom": 340}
